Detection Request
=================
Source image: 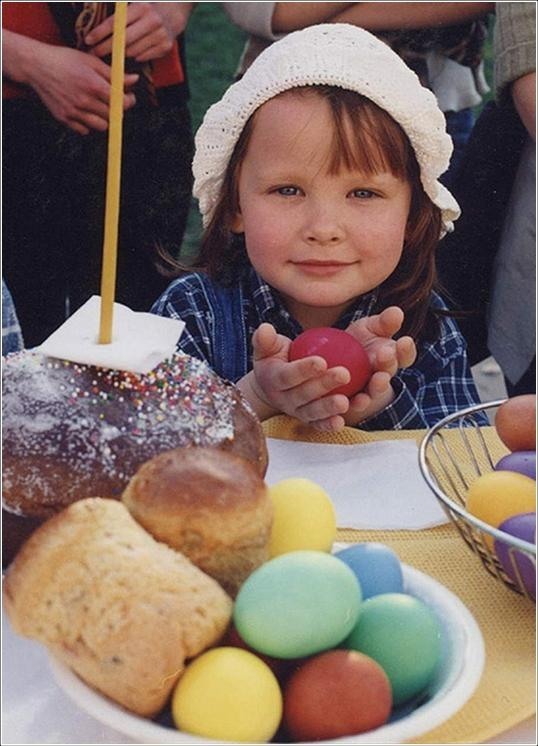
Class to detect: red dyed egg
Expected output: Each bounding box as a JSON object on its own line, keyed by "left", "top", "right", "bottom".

{"left": 283, "top": 649, "right": 392, "bottom": 741}
{"left": 289, "top": 328, "right": 371, "bottom": 397}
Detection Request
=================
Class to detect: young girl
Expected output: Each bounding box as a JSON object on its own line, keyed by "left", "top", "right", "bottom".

{"left": 152, "top": 24, "right": 485, "bottom": 431}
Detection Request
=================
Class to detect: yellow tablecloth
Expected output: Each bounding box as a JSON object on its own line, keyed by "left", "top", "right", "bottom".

{"left": 263, "top": 416, "right": 536, "bottom": 744}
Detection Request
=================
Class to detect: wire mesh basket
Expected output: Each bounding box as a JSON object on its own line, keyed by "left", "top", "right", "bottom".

{"left": 419, "top": 400, "right": 536, "bottom": 601}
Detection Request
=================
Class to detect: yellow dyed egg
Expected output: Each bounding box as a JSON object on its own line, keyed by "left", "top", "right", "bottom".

{"left": 269, "top": 478, "right": 337, "bottom": 556}
{"left": 171, "top": 647, "right": 282, "bottom": 743}
{"left": 467, "top": 471, "right": 536, "bottom": 549}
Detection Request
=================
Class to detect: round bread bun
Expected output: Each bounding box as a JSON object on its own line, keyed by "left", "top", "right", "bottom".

{"left": 122, "top": 447, "right": 273, "bottom": 596}
{"left": 2, "top": 350, "right": 268, "bottom": 567}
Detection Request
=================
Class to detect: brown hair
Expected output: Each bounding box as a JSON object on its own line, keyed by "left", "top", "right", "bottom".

{"left": 186, "top": 85, "right": 443, "bottom": 342}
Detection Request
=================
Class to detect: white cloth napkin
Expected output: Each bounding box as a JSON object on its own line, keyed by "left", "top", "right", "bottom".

{"left": 265, "top": 438, "right": 449, "bottom": 531}
{"left": 38, "top": 296, "right": 184, "bottom": 374}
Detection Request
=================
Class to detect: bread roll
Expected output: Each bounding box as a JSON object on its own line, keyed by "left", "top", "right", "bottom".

{"left": 3, "top": 498, "right": 232, "bottom": 717}
{"left": 122, "top": 447, "right": 273, "bottom": 596}
{"left": 2, "top": 350, "right": 268, "bottom": 566}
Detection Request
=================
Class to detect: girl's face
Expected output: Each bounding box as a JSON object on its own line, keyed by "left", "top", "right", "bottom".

{"left": 231, "top": 92, "right": 412, "bottom": 329}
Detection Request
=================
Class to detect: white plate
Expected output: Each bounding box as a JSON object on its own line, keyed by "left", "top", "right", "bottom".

{"left": 49, "top": 562, "right": 485, "bottom": 744}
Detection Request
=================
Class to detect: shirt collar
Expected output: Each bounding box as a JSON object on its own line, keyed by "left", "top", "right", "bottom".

{"left": 246, "top": 267, "right": 379, "bottom": 332}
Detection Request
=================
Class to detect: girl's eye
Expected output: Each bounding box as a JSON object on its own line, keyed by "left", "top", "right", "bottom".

{"left": 275, "top": 186, "right": 300, "bottom": 196}
{"left": 350, "top": 189, "right": 375, "bottom": 199}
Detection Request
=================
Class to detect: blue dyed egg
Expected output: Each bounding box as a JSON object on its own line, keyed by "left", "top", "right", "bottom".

{"left": 495, "top": 451, "right": 536, "bottom": 480}
{"left": 334, "top": 543, "right": 404, "bottom": 599}
{"left": 234, "top": 551, "right": 361, "bottom": 659}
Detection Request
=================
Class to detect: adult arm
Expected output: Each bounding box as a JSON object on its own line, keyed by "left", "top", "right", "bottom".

{"left": 511, "top": 71, "right": 536, "bottom": 140}
{"left": 2, "top": 28, "right": 138, "bottom": 134}
{"left": 494, "top": 1, "right": 536, "bottom": 139}
{"left": 223, "top": 2, "right": 352, "bottom": 39}
{"left": 85, "top": 2, "right": 194, "bottom": 62}
{"left": 271, "top": 3, "right": 354, "bottom": 32}
{"left": 324, "top": 2, "right": 494, "bottom": 31}
{"left": 230, "top": 2, "right": 493, "bottom": 37}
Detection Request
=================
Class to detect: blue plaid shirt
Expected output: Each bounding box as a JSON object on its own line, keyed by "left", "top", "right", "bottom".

{"left": 151, "top": 267, "right": 486, "bottom": 430}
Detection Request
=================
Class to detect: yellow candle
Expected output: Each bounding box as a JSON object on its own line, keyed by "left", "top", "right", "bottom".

{"left": 99, "top": 1, "right": 128, "bottom": 344}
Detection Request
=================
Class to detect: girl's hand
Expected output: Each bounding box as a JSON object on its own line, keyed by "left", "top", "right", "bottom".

{"left": 237, "top": 323, "right": 352, "bottom": 431}
{"left": 344, "top": 306, "right": 417, "bottom": 425}
{"left": 86, "top": 3, "right": 193, "bottom": 62}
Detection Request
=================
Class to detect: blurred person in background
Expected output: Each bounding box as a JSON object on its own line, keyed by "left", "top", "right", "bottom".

{"left": 222, "top": 1, "right": 495, "bottom": 188}
{"left": 487, "top": 0, "right": 535, "bottom": 396}
{"left": 438, "top": 1, "right": 535, "bottom": 393}
{"left": 2, "top": 2, "right": 194, "bottom": 347}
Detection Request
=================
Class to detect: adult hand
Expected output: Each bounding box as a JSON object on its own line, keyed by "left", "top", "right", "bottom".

{"left": 86, "top": 2, "right": 193, "bottom": 62}
{"left": 238, "top": 323, "right": 352, "bottom": 431}
{"left": 29, "top": 44, "right": 138, "bottom": 134}
{"left": 343, "top": 306, "right": 417, "bottom": 425}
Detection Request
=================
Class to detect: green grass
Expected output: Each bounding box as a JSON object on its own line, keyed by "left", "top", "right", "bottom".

{"left": 181, "top": 3, "right": 246, "bottom": 257}
{"left": 181, "top": 4, "right": 495, "bottom": 256}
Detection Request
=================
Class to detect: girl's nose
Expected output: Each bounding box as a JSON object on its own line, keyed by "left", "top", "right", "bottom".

{"left": 304, "top": 206, "right": 345, "bottom": 245}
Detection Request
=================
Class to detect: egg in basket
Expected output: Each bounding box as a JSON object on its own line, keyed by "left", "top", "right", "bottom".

{"left": 419, "top": 395, "right": 536, "bottom": 601}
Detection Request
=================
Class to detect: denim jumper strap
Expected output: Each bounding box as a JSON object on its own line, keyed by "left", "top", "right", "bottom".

{"left": 205, "top": 282, "right": 249, "bottom": 383}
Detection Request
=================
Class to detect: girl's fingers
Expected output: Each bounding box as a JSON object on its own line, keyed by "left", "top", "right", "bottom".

{"left": 276, "top": 360, "right": 348, "bottom": 397}
{"left": 312, "top": 414, "right": 347, "bottom": 432}
{"left": 375, "top": 344, "right": 398, "bottom": 376}
{"left": 348, "top": 390, "right": 371, "bottom": 414}
{"left": 396, "top": 336, "right": 417, "bottom": 368}
{"left": 348, "top": 371, "right": 391, "bottom": 413}
{"left": 252, "top": 323, "right": 279, "bottom": 359}
{"left": 367, "top": 306, "right": 404, "bottom": 338}
{"left": 296, "top": 392, "right": 350, "bottom": 423}
{"left": 367, "top": 371, "right": 392, "bottom": 397}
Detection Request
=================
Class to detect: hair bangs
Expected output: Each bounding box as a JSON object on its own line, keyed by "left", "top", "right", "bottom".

{"left": 314, "top": 86, "right": 416, "bottom": 180}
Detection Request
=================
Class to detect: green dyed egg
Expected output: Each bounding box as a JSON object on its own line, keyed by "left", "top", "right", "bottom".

{"left": 344, "top": 593, "right": 442, "bottom": 705}
{"left": 234, "top": 551, "right": 361, "bottom": 659}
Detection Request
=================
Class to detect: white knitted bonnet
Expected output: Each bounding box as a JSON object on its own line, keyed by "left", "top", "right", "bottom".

{"left": 193, "top": 23, "right": 461, "bottom": 235}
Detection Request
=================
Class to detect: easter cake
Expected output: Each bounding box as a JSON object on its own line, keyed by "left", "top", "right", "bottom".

{"left": 2, "top": 497, "right": 233, "bottom": 717}
{"left": 2, "top": 349, "right": 268, "bottom": 565}
{"left": 122, "top": 446, "right": 273, "bottom": 596}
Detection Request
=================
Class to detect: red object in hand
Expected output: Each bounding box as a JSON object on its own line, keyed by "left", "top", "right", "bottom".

{"left": 289, "top": 327, "right": 372, "bottom": 397}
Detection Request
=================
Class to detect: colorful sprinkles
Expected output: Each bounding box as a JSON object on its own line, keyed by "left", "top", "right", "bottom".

{"left": 2, "top": 351, "right": 239, "bottom": 514}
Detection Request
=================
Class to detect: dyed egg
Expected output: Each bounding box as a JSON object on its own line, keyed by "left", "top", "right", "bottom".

{"left": 495, "top": 451, "right": 536, "bottom": 480}
{"left": 284, "top": 650, "right": 392, "bottom": 741}
{"left": 495, "top": 395, "right": 536, "bottom": 452}
{"left": 466, "top": 471, "right": 536, "bottom": 549}
{"left": 234, "top": 551, "right": 361, "bottom": 658}
{"left": 494, "top": 512, "right": 536, "bottom": 600}
{"left": 171, "top": 647, "right": 282, "bottom": 743}
{"left": 289, "top": 327, "right": 371, "bottom": 397}
{"left": 335, "top": 542, "right": 404, "bottom": 599}
{"left": 222, "top": 625, "right": 294, "bottom": 681}
{"left": 269, "top": 478, "right": 337, "bottom": 556}
{"left": 344, "top": 593, "right": 442, "bottom": 706}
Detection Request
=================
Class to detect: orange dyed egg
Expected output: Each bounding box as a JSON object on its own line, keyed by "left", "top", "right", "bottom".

{"left": 495, "top": 395, "right": 536, "bottom": 452}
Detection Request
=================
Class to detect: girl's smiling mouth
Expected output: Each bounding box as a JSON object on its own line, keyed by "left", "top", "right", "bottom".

{"left": 291, "top": 259, "right": 356, "bottom": 275}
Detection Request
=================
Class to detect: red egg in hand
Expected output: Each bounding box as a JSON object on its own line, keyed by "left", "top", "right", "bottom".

{"left": 289, "top": 327, "right": 372, "bottom": 397}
